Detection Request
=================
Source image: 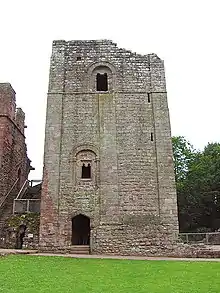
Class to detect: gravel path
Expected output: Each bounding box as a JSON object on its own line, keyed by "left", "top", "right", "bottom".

{"left": 29, "top": 252, "right": 220, "bottom": 262}
{"left": 1, "top": 248, "right": 220, "bottom": 261}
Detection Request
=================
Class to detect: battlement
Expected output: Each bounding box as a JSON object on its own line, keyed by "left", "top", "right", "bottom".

{"left": 0, "top": 83, "right": 16, "bottom": 120}
{"left": 0, "top": 83, "right": 25, "bottom": 134}
{"left": 0, "top": 83, "right": 16, "bottom": 95}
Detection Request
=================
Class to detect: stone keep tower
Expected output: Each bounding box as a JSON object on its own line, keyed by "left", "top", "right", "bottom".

{"left": 40, "top": 40, "right": 179, "bottom": 255}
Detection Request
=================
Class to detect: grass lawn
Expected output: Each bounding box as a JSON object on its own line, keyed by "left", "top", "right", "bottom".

{"left": 0, "top": 255, "right": 220, "bottom": 293}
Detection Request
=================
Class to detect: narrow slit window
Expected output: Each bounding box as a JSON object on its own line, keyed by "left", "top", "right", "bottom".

{"left": 147, "top": 93, "right": 151, "bottom": 103}
{"left": 151, "top": 132, "right": 154, "bottom": 141}
{"left": 96, "top": 73, "right": 108, "bottom": 91}
{"left": 81, "top": 163, "right": 91, "bottom": 179}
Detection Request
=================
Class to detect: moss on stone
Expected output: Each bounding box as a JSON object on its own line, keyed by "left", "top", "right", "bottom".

{"left": 7, "top": 213, "right": 40, "bottom": 233}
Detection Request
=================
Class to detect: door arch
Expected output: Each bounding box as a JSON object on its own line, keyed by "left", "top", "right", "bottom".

{"left": 72, "top": 214, "right": 90, "bottom": 245}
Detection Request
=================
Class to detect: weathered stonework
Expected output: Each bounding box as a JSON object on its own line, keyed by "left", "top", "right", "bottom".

{"left": 0, "top": 213, "right": 40, "bottom": 249}
{"left": 0, "top": 84, "right": 31, "bottom": 230}
{"left": 0, "top": 83, "right": 38, "bottom": 249}
{"left": 39, "top": 40, "right": 179, "bottom": 255}
{"left": 0, "top": 84, "right": 30, "bottom": 202}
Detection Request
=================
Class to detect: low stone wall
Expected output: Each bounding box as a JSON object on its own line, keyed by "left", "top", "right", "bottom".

{"left": 0, "top": 213, "right": 40, "bottom": 249}
{"left": 38, "top": 243, "right": 220, "bottom": 258}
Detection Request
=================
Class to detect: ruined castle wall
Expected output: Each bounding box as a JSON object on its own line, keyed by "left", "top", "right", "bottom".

{"left": 0, "top": 84, "right": 30, "bottom": 228}
{"left": 40, "top": 40, "right": 178, "bottom": 253}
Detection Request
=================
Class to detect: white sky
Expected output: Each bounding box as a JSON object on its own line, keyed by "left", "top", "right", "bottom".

{"left": 0, "top": 0, "right": 219, "bottom": 179}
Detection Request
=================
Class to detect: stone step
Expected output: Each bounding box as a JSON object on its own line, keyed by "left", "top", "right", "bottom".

{"left": 70, "top": 251, "right": 90, "bottom": 255}
{"left": 39, "top": 246, "right": 90, "bottom": 255}
{"left": 69, "top": 245, "right": 90, "bottom": 254}
{"left": 71, "top": 245, "right": 89, "bottom": 249}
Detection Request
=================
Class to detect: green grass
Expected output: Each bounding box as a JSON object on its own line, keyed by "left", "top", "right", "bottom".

{"left": 0, "top": 256, "right": 220, "bottom": 293}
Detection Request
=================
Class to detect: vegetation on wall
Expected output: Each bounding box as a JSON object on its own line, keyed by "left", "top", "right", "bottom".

{"left": 7, "top": 213, "right": 40, "bottom": 233}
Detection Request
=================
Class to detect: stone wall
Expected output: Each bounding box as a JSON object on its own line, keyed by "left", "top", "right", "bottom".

{"left": 0, "top": 213, "right": 40, "bottom": 249}
{"left": 0, "top": 84, "right": 30, "bottom": 198}
{"left": 40, "top": 40, "right": 179, "bottom": 255}
{"left": 0, "top": 83, "right": 31, "bottom": 236}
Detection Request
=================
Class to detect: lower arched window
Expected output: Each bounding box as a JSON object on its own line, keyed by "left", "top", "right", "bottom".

{"left": 81, "top": 163, "right": 91, "bottom": 179}
{"left": 73, "top": 149, "right": 98, "bottom": 188}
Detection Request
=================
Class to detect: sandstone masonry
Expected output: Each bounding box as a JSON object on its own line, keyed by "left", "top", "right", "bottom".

{"left": 0, "top": 84, "right": 30, "bottom": 200}
{"left": 0, "top": 84, "right": 33, "bottom": 244}
{"left": 39, "top": 40, "right": 179, "bottom": 255}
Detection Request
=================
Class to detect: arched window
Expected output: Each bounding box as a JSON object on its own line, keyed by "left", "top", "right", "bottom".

{"left": 96, "top": 73, "right": 108, "bottom": 91}
{"left": 88, "top": 63, "right": 115, "bottom": 92}
{"left": 73, "top": 149, "right": 98, "bottom": 187}
{"left": 81, "top": 163, "right": 91, "bottom": 179}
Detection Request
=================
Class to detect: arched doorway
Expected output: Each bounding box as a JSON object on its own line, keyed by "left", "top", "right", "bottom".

{"left": 72, "top": 214, "right": 90, "bottom": 245}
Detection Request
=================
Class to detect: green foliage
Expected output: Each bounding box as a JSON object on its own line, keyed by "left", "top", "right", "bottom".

{"left": 0, "top": 256, "right": 220, "bottom": 293}
{"left": 173, "top": 138, "right": 220, "bottom": 232}
{"left": 172, "top": 136, "right": 197, "bottom": 186}
{"left": 7, "top": 213, "right": 40, "bottom": 233}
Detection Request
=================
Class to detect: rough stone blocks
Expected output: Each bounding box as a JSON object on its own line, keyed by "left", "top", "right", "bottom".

{"left": 39, "top": 40, "right": 179, "bottom": 255}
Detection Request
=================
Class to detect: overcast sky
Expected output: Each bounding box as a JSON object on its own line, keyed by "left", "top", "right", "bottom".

{"left": 0, "top": 0, "right": 219, "bottom": 179}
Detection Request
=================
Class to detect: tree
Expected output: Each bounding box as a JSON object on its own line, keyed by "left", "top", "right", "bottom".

{"left": 172, "top": 136, "right": 197, "bottom": 189}
{"left": 172, "top": 138, "right": 220, "bottom": 232}
{"left": 172, "top": 136, "right": 198, "bottom": 231}
{"left": 184, "top": 143, "right": 220, "bottom": 231}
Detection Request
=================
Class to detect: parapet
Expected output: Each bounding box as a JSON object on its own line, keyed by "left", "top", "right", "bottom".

{"left": 0, "top": 83, "right": 16, "bottom": 120}
{"left": 0, "top": 83, "right": 16, "bottom": 96}
{"left": 0, "top": 83, "right": 25, "bottom": 134}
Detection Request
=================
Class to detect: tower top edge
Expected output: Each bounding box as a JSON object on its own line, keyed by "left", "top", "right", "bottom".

{"left": 0, "top": 83, "right": 16, "bottom": 95}
{"left": 52, "top": 39, "right": 162, "bottom": 61}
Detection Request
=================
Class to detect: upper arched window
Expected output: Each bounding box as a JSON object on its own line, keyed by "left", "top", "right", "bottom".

{"left": 96, "top": 73, "right": 108, "bottom": 91}
{"left": 90, "top": 65, "right": 112, "bottom": 92}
